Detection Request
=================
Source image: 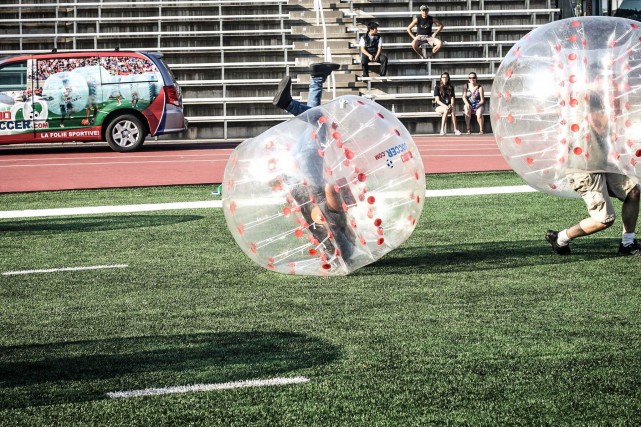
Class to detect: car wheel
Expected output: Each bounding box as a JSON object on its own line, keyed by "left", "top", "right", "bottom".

{"left": 106, "top": 114, "right": 146, "bottom": 152}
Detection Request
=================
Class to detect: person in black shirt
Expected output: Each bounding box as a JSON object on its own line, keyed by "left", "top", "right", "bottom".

{"left": 359, "top": 22, "right": 388, "bottom": 77}
{"left": 406, "top": 5, "right": 444, "bottom": 59}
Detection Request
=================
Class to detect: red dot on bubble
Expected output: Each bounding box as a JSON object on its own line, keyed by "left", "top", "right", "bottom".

{"left": 569, "top": 35, "right": 577, "bottom": 42}
{"left": 570, "top": 98, "right": 578, "bottom": 107}
{"left": 377, "top": 238, "right": 385, "bottom": 246}
{"left": 357, "top": 100, "right": 365, "bottom": 105}
{"left": 345, "top": 149, "right": 355, "bottom": 160}
{"left": 571, "top": 124, "right": 580, "bottom": 132}
{"left": 515, "top": 137, "right": 522, "bottom": 144}
{"left": 357, "top": 172, "right": 367, "bottom": 182}
{"left": 636, "top": 149, "right": 641, "bottom": 157}
{"left": 267, "top": 264, "right": 274, "bottom": 270}
{"left": 632, "top": 158, "right": 638, "bottom": 166}
{"left": 336, "top": 141, "right": 343, "bottom": 148}
{"left": 626, "top": 120, "right": 632, "bottom": 128}
{"left": 332, "top": 132, "right": 341, "bottom": 139}
{"left": 283, "top": 207, "right": 291, "bottom": 216}
{"left": 321, "top": 263, "right": 331, "bottom": 270}
{"left": 376, "top": 112, "right": 385, "bottom": 119}
{"left": 507, "top": 114, "right": 514, "bottom": 123}
{"left": 555, "top": 43, "right": 562, "bottom": 52}
{"left": 294, "top": 229, "right": 304, "bottom": 238}
{"left": 526, "top": 157, "right": 534, "bottom": 165}
{"left": 569, "top": 75, "right": 577, "bottom": 83}
{"left": 367, "top": 196, "right": 376, "bottom": 204}
{"left": 318, "top": 116, "right": 327, "bottom": 124}
{"left": 394, "top": 129, "right": 401, "bottom": 136}
{"left": 571, "top": 21, "right": 580, "bottom": 27}
{"left": 308, "top": 249, "right": 318, "bottom": 256}
{"left": 250, "top": 243, "right": 257, "bottom": 254}
{"left": 573, "top": 147, "right": 583, "bottom": 155}
{"left": 374, "top": 218, "right": 382, "bottom": 227}
{"left": 568, "top": 53, "right": 577, "bottom": 61}
{"left": 237, "top": 224, "right": 244, "bottom": 235}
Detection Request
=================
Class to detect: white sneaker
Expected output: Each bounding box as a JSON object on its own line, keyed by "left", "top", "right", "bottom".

{"left": 454, "top": 129, "right": 461, "bottom": 136}
{"left": 439, "top": 130, "right": 446, "bottom": 136}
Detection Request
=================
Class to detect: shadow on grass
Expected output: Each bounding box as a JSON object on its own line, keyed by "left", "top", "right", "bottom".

{"left": 362, "top": 238, "right": 618, "bottom": 275}
{"left": 0, "top": 331, "right": 339, "bottom": 408}
{"left": 0, "top": 214, "right": 204, "bottom": 234}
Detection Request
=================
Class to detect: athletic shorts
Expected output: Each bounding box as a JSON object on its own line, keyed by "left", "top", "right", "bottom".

{"left": 568, "top": 172, "right": 638, "bottom": 224}
{"left": 415, "top": 35, "right": 437, "bottom": 46}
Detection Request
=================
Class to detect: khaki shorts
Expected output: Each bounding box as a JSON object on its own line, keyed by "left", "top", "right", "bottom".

{"left": 568, "top": 172, "right": 638, "bottom": 223}
{"left": 415, "top": 35, "right": 437, "bottom": 46}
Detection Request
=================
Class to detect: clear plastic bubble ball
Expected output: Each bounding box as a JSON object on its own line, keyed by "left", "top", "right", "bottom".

{"left": 42, "top": 71, "right": 89, "bottom": 115}
{"left": 491, "top": 16, "right": 641, "bottom": 197}
{"left": 222, "top": 95, "right": 426, "bottom": 276}
{"left": 71, "top": 65, "right": 113, "bottom": 103}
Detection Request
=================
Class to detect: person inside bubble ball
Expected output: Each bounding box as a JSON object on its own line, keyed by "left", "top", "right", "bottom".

{"left": 462, "top": 71, "right": 485, "bottom": 134}
{"left": 434, "top": 72, "right": 461, "bottom": 136}
{"left": 546, "top": 91, "right": 641, "bottom": 256}
{"left": 272, "top": 63, "right": 357, "bottom": 262}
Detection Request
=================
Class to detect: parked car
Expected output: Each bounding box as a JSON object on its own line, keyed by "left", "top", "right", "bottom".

{"left": 0, "top": 50, "right": 186, "bottom": 152}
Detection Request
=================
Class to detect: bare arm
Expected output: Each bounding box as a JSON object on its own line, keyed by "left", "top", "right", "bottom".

{"left": 478, "top": 86, "right": 485, "bottom": 105}
{"left": 406, "top": 18, "right": 418, "bottom": 39}
{"left": 432, "top": 18, "right": 444, "bottom": 37}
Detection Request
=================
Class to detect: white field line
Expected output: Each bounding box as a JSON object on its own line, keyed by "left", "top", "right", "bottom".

{"left": 0, "top": 185, "right": 536, "bottom": 219}
{"left": 107, "top": 376, "right": 310, "bottom": 399}
{"left": 2, "top": 264, "right": 128, "bottom": 276}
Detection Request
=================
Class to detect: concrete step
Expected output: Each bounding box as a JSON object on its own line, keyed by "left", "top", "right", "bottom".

{"left": 289, "top": 10, "right": 345, "bottom": 22}
{"left": 293, "top": 40, "right": 355, "bottom": 55}
{"left": 287, "top": 0, "right": 350, "bottom": 9}
{"left": 291, "top": 25, "right": 349, "bottom": 38}
{"left": 294, "top": 56, "right": 354, "bottom": 67}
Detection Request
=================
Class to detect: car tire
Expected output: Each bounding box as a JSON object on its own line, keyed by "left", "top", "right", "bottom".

{"left": 106, "top": 114, "right": 146, "bottom": 152}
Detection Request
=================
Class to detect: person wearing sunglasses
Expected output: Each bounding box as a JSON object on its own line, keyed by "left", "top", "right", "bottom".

{"left": 433, "top": 72, "right": 461, "bottom": 136}
{"left": 462, "top": 72, "right": 485, "bottom": 134}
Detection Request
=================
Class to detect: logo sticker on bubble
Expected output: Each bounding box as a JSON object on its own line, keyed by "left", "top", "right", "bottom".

{"left": 222, "top": 96, "right": 426, "bottom": 276}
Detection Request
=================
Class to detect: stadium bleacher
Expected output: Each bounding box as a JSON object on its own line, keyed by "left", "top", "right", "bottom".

{"left": 1, "top": 0, "right": 560, "bottom": 138}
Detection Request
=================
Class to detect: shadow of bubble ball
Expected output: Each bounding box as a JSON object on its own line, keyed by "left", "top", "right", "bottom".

{"left": 222, "top": 96, "right": 425, "bottom": 276}
{"left": 491, "top": 16, "right": 641, "bottom": 198}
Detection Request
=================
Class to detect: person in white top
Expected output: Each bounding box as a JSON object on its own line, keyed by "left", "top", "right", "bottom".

{"left": 359, "top": 22, "right": 388, "bottom": 77}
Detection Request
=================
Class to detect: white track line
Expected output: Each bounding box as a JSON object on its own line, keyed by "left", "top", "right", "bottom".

{"left": 2, "top": 264, "right": 128, "bottom": 276}
{"left": 107, "top": 376, "right": 310, "bottom": 399}
{"left": 0, "top": 185, "right": 536, "bottom": 219}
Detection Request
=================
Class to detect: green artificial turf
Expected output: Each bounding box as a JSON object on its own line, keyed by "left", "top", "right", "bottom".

{"left": 0, "top": 172, "right": 640, "bottom": 426}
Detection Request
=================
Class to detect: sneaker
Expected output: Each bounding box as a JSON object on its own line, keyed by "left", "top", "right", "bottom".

{"left": 618, "top": 239, "right": 641, "bottom": 256}
{"left": 454, "top": 129, "right": 462, "bottom": 136}
{"left": 272, "top": 76, "right": 292, "bottom": 110}
{"left": 439, "top": 130, "right": 445, "bottom": 136}
{"left": 545, "top": 230, "right": 571, "bottom": 255}
{"left": 310, "top": 62, "right": 340, "bottom": 78}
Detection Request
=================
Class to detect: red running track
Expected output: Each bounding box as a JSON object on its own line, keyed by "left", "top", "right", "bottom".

{"left": 0, "top": 135, "right": 509, "bottom": 193}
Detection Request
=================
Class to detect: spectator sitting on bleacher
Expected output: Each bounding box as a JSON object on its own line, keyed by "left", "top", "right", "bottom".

{"left": 434, "top": 72, "right": 461, "bottom": 136}
{"left": 462, "top": 71, "right": 485, "bottom": 134}
{"left": 406, "top": 5, "right": 444, "bottom": 59}
{"left": 359, "top": 22, "right": 388, "bottom": 77}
